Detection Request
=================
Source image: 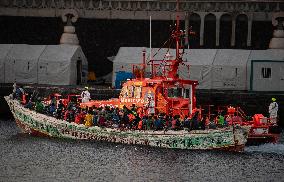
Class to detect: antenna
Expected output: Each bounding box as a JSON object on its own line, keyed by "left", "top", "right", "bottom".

{"left": 175, "top": 0, "right": 180, "bottom": 60}
{"left": 149, "top": 15, "right": 152, "bottom": 76}
{"left": 167, "top": 0, "right": 182, "bottom": 79}
{"left": 150, "top": 15, "right": 152, "bottom": 60}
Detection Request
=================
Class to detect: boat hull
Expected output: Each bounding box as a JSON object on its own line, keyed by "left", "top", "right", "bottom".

{"left": 5, "top": 96, "right": 249, "bottom": 152}
{"left": 246, "top": 125, "right": 281, "bottom": 145}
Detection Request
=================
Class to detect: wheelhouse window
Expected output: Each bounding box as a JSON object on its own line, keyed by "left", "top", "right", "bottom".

{"left": 134, "top": 86, "right": 142, "bottom": 98}
{"left": 184, "top": 89, "right": 190, "bottom": 98}
{"left": 167, "top": 87, "right": 183, "bottom": 98}
{"left": 174, "top": 88, "right": 183, "bottom": 97}
{"left": 128, "top": 86, "right": 134, "bottom": 98}
{"left": 167, "top": 88, "right": 174, "bottom": 97}
{"left": 261, "top": 68, "right": 271, "bottom": 78}
{"left": 120, "top": 86, "right": 128, "bottom": 98}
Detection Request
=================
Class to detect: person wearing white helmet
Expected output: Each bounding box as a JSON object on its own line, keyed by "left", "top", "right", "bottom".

{"left": 81, "top": 86, "right": 91, "bottom": 103}
{"left": 269, "top": 97, "right": 278, "bottom": 124}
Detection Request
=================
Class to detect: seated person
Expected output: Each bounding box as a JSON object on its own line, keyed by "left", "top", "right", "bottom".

{"left": 24, "top": 99, "right": 34, "bottom": 109}
{"left": 208, "top": 120, "right": 217, "bottom": 129}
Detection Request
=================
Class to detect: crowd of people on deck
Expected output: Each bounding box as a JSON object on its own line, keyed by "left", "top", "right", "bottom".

{"left": 13, "top": 97, "right": 236, "bottom": 132}
{"left": 12, "top": 84, "right": 246, "bottom": 131}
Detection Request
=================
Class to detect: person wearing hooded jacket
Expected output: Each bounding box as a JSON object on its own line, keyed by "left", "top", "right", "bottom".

{"left": 84, "top": 110, "right": 94, "bottom": 127}
{"left": 269, "top": 98, "right": 278, "bottom": 124}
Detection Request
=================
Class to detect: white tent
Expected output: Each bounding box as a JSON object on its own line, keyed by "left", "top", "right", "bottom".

{"left": 0, "top": 44, "right": 88, "bottom": 85}
{"left": 0, "top": 44, "right": 12, "bottom": 83}
{"left": 112, "top": 47, "right": 284, "bottom": 91}
{"left": 112, "top": 47, "right": 217, "bottom": 89}
{"left": 248, "top": 49, "right": 284, "bottom": 91}
{"left": 112, "top": 47, "right": 146, "bottom": 87}
{"left": 38, "top": 45, "right": 88, "bottom": 85}
{"left": 5, "top": 44, "right": 46, "bottom": 84}
{"left": 181, "top": 49, "right": 216, "bottom": 89}
{"left": 211, "top": 49, "right": 251, "bottom": 90}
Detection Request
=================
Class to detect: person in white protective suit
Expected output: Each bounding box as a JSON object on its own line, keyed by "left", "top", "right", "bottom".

{"left": 81, "top": 87, "right": 91, "bottom": 103}
{"left": 269, "top": 98, "right": 278, "bottom": 124}
{"left": 145, "top": 91, "right": 155, "bottom": 115}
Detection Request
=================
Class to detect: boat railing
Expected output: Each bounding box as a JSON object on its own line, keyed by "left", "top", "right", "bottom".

{"left": 131, "top": 59, "right": 180, "bottom": 79}
{"left": 236, "top": 107, "right": 248, "bottom": 121}
{"left": 132, "top": 64, "right": 146, "bottom": 79}
{"left": 201, "top": 105, "right": 251, "bottom": 123}
{"left": 148, "top": 59, "right": 179, "bottom": 78}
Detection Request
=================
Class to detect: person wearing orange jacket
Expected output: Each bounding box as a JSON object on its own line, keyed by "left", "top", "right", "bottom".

{"left": 137, "top": 119, "right": 143, "bottom": 130}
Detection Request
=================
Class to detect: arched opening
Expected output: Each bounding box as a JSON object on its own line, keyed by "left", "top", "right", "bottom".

{"left": 204, "top": 13, "right": 216, "bottom": 48}
{"left": 220, "top": 14, "right": 232, "bottom": 48}
{"left": 76, "top": 59, "right": 82, "bottom": 85}
{"left": 235, "top": 14, "right": 248, "bottom": 48}
{"left": 251, "top": 21, "right": 273, "bottom": 49}
{"left": 188, "top": 13, "right": 201, "bottom": 48}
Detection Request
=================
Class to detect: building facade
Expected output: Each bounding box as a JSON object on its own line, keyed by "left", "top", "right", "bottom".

{"left": 1, "top": 0, "right": 283, "bottom": 49}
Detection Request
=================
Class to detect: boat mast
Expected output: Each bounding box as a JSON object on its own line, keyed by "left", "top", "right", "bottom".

{"left": 168, "top": 0, "right": 182, "bottom": 79}
{"left": 149, "top": 15, "right": 152, "bottom": 75}
{"left": 175, "top": 1, "right": 180, "bottom": 61}
{"left": 147, "top": 0, "right": 185, "bottom": 79}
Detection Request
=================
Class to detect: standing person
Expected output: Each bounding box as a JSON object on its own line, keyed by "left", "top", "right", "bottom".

{"left": 191, "top": 112, "right": 199, "bottom": 130}
{"left": 81, "top": 87, "right": 91, "bottom": 103}
{"left": 153, "top": 116, "right": 161, "bottom": 131}
{"left": 92, "top": 111, "right": 99, "bottom": 126}
{"left": 98, "top": 113, "right": 106, "bottom": 127}
{"left": 12, "top": 82, "right": 17, "bottom": 99}
{"left": 84, "top": 110, "right": 94, "bottom": 127}
{"left": 225, "top": 115, "right": 233, "bottom": 125}
{"left": 200, "top": 117, "right": 206, "bottom": 130}
{"left": 171, "top": 115, "right": 177, "bottom": 130}
{"left": 24, "top": 98, "right": 34, "bottom": 109}
{"left": 49, "top": 103, "right": 56, "bottom": 116}
{"left": 137, "top": 119, "right": 143, "bottom": 130}
{"left": 142, "top": 115, "right": 148, "bottom": 130}
{"left": 35, "top": 97, "right": 44, "bottom": 113}
{"left": 15, "top": 85, "right": 25, "bottom": 101}
{"left": 217, "top": 112, "right": 225, "bottom": 127}
{"left": 146, "top": 114, "right": 154, "bottom": 130}
{"left": 64, "top": 108, "right": 71, "bottom": 122}
{"left": 56, "top": 100, "right": 65, "bottom": 119}
{"left": 50, "top": 95, "right": 57, "bottom": 106}
{"left": 164, "top": 115, "right": 172, "bottom": 132}
{"left": 111, "top": 109, "right": 120, "bottom": 128}
{"left": 121, "top": 110, "right": 130, "bottom": 128}
{"left": 74, "top": 108, "right": 83, "bottom": 125}
{"left": 269, "top": 98, "right": 278, "bottom": 124}
{"left": 145, "top": 91, "right": 155, "bottom": 115}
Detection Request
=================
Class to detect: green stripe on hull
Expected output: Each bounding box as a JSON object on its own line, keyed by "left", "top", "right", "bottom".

{"left": 14, "top": 109, "right": 236, "bottom": 150}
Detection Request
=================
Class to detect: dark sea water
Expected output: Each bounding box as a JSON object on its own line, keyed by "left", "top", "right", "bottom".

{"left": 0, "top": 119, "right": 283, "bottom": 182}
